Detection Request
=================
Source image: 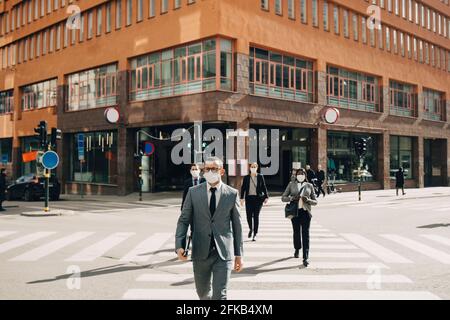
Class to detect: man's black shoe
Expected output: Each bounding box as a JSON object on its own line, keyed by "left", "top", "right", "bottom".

{"left": 294, "top": 250, "right": 299, "bottom": 258}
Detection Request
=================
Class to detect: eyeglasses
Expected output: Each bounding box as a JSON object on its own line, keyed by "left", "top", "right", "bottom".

{"left": 204, "top": 168, "right": 220, "bottom": 173}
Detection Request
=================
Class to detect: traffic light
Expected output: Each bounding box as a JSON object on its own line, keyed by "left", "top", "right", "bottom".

{"left": 354, "top": 138, "right": 368, "bottom": 158}
{"left": 34, "top": 121, "right": 48, "bottom": 149}
{"left": 50, "top": 128, "right": 62, "bottom": 149}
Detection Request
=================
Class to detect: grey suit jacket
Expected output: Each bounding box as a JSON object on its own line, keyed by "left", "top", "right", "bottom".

{"left": 281, "top": 181, "right": 318, "bottom": 216}
{"left": 176, "top": 182, "right": 243, "bottom": 261}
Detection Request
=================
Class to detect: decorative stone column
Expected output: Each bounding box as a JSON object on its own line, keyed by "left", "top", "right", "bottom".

{"left": 414, "top": 136, "right": 425, "bottom": 188}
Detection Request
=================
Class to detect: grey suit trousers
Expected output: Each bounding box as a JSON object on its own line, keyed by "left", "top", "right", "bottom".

{"left": 192, "top": 248, "right": 232, "bottom": 300}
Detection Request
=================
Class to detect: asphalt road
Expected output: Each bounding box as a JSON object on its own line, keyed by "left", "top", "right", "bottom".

{"left": 0, "top": 187, "right": 449, "bottom": 300}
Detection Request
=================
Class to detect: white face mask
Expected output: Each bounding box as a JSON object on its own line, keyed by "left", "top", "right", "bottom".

{"left": 297, "top": 175, "right": 306, "bottom": 183}
{"left": 250, "top": 168, "right": 257, "bottom": 174}
{"left": 191, "top": 170, "right": 200, "bottom": 178}
{"left": 204, "top": 170, "right": 220, "bottom": 185}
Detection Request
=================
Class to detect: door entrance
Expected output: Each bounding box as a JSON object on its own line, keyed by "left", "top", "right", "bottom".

{"left": 424, "top": 139, "right": 447, "bottom": 187}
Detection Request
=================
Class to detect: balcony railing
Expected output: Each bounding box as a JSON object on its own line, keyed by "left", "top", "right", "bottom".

{"left": 423, "top": 99, "right": 446, "bottom": 122}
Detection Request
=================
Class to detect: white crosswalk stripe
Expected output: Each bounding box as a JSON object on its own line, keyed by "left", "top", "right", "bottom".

{"left": 135, "top": 273, "right": 413, "bottom": 284}
{"left": 123, "top": 289, "right": 440, "bottom": 300}
{"left": 66, "top": 232, "right": 135, "bottom": 262}
{"left": 10, "top": 232, "right": 94, "bottom": 261}
{"left": 0, "top": 231, "right": 17, "bottom": 238}
{"left": 420, "top": 235, "right": 450, "bottom": 247}
{"left": 165, "top": 261, "right": 390, "bottom": 270}
{"left": 0, "top": 232, "right": 56, "bottom": 254}
{"left": 341, "top": 234, "right": 413, "bottom": 264}
{"left": 381, "top": 234, "right": 450, "bottom": 264}
{"left": 120, "top": 233, "right": 173, "bottom": 262}
{"left": 155, "top": 251, "right": 371, "bottom": 258}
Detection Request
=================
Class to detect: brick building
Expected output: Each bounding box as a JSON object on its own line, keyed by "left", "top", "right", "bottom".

{"left": 1, "top": 0, "right": 449, "bottom": 195}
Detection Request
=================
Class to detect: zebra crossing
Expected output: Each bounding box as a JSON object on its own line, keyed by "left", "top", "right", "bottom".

{"left": 319, "top": 198, "right": 450, "bottom": 212}
{"left": 0, "top": 210, "right": 449, "bottom": 299}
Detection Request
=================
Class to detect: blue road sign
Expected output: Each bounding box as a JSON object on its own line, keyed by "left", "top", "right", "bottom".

{"left": 77, "top": 134, "right": 85, "bottom": 161}
{"left": 42, "top": 151, "right": 60, "bottom": 170}
{"left": 1, "top": 154, "right": 7, "bottom": 164}
{"left": 144, "top": 142, "right": 155, "bottom": 156}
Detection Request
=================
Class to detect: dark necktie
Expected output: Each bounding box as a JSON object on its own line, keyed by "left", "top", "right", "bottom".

{"left": 193, "top": 178, "right": 198, "bottom": 186}
{"left": 209, "top": 187, "right": 217, "bottom": 217}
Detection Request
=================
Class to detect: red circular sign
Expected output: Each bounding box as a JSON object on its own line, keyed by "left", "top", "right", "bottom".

{"left": 104, "top": 107, "right": 120, "bottom": 124}
{"left": 323, "top": 107, "right": 340, "bottom": 124}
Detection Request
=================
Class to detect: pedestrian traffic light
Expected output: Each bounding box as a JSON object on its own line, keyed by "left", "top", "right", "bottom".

{"left": 354, "top": 138, "right": 368, "bottom": 158}
{"left": 34, "top": 121, "right": 48, "bottom": 149}
{"left": 50, "top": 128, "right": 62, "bottom": 149}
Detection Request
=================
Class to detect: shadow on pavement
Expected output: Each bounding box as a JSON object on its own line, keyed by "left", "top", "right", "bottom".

{"left": 417, "top": 223, "right": 450, "bottom": 229}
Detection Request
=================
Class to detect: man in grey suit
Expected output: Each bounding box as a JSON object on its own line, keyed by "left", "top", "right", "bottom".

{"left": 175, "top": 156, "right": 244, "bottom": 300}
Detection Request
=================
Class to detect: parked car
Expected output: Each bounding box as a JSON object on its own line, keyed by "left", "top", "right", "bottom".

{"left": 6, "top": 174, "right": 60, "bottom": 201}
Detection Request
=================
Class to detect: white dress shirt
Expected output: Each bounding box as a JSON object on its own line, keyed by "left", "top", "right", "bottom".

{"left": 207, "top": 180, "right": 223, "bottom": 208}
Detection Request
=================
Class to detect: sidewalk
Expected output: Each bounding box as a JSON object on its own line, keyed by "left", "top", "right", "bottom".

{"left": 60, "top": 187, "right": 450, "bottom": 205}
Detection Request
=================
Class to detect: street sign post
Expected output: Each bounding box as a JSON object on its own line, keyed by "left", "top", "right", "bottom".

{"left": 77, "top": 134, "right": 85, "bottom": 199}
{"left": 41, "top": 151, "right": 60, "bottom": 212}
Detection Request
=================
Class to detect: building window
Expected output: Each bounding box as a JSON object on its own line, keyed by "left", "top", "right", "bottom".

{"left": 106, "top": 3, "right": 111, "bottom": 32}
{"left": 0, "top": 138, "right": 12, "bottom": 164}
{"left": 129, "top": 38, "right": 233, "bottom": 101}
{"left": 161, "top": 0, "right": 168, "bottom": 13}
{"left": 149, "top": 0, "right": 155, "bottom": 17}
{"left": 88, "top": 11, "right": 93, "bottom": 39}
{"left": 70, "top": 131, "right": 118, "bottom": 185}
{"left": 67, "top": 64, "right": 118, "bottom": 111}
{"left": 327, "top": 131, "right": 379, "bottom": 183}
{"left": 97, "top": 8, "right": 102, "bottom": 36}
{"left": 352, "top": 13, "right": 358, "bottom": 41}
{"left": 422, "top": 88, "right": 445, "bottom": 121}
{"left": 127, "top": 0, "right": 132, "bottom": 25}
{"left": 174, "top": 0, "right": 181, "bottom": 9}
{"left": 261, "top": 0, "right": 268, "bottom": 11}
{"left": 312, "top": 0, "right": 319, "bottom": 27}
{"left": 327, "top": 66, "right": 380, "bottom": 112}
{"left": 0, "top": 90, "right": 13, "bottom": 115}
{"left": 21, "top": 78, "right": 57, "bottom": 111}
{"left": 63, "top": 23, "right": 68, "bottom": 47}
{"left": 275, "top": 0, "right": 282, "bottom": 15}
{"left": 301, "top": 0, "right": 307, "bottom": 24}
{"left": 389, "top": 80, "right": 417, "bottom": 117}
{"left": 79, "top": 14, "right": 84, "bottom": 41}
{"left": 116, "top": 0, "right": 122, "bottom": 28}
{"left": 249, "top": 47, "right": 314, "bottom": 103}
{"left": 333, "top": 5, "right": 339, "bottom": 34}
{"left": 137, "top": 0, "right": 143, "bottom": 21}
{"left": 288, "top": 0, "right": 295, "bottom": 19}
{"left": 362, "top": 17, "right": 367, "bottom": 44}
{"left": 323, "top": 1, "right": 329, "bottom": 31}
{"left": 56, "top": 24, "right": 61, "bottom": 50}
{"left": 49, "top": 28, "right": 54, "bottom": 52}
{"left": 390, "top": 136, "right": 413, "bottom": 179}
{"left": 343, "top": 9, "right": 349, "bottom": 38}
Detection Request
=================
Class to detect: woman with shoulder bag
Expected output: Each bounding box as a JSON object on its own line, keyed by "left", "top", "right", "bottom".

{"left": 240, "top": 163, "right": 269, "bottom": 241}
{"left": 282, "top": 168, "right": 318, "bottom": 267}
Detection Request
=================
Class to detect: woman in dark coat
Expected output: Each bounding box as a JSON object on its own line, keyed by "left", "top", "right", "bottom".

{"left": 240, "top": 163, "right": 269, "bottom": 241}
{"left": 282, "top": 168, "right": 318, "bottom": 267}
{"left": 395, "top": 167, "right": 406, "bottom": 196}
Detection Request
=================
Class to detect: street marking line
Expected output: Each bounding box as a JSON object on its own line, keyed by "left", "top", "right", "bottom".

{"left": 0, "top": 232, "right": 56, "bottom": 254}
{"left": 122, "top": 289, "right": 440, "bottom": 300}
{"left": 161, "top": 261, "right": 390, "bottom": 270}
{"left": 120, "top": 233, "right": 173, "bottom": 262}
{"left": 66, "top": 232, "right": 135, "bottom": 262}
{"left": 382, "top": 234, "right": 450, "bottom": 264}
{"left": 249, "top": 237, "right": 346, "bottom": 243}
{"left": 420, "top": 235, "right": 450, "bottom": 247}
{"left": 0, "top": 231, "right": 17, "bottom": 238}
{"left": 136, "top": 273, "right": 412, "bottom": 283}
{"left": 244, "top": 244, "right": 359, "bottom": 249}
{"left": 155, "top": 251, "right": 371, "bottom": 258}
{"left": 10, "top": 232, "right": 94, "bottom": 261}
{"left": 341, "top": 234, "right": 412, "bottom": 264}
{"left": 434, "top": 206, "right": 450, "bottom": 212}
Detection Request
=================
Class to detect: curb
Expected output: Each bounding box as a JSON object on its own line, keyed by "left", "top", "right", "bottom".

{"left": 21, "top": 210, "right": 75, "bottom": 217}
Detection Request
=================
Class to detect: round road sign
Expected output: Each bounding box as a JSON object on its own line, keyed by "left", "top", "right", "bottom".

{"left": 41, "top": 151, "right": 60, "bottom": 170}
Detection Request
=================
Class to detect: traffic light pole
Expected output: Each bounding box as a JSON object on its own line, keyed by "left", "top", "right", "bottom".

{"left": 44, "top": 145, "right": 51, "bottom": 213}
{"left": 358, "top": 156, "right": 363, "bottom": 202}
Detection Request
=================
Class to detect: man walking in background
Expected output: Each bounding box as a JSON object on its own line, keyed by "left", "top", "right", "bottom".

{"left": 175, "top": 157, "right": 243, "bottom": 300}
